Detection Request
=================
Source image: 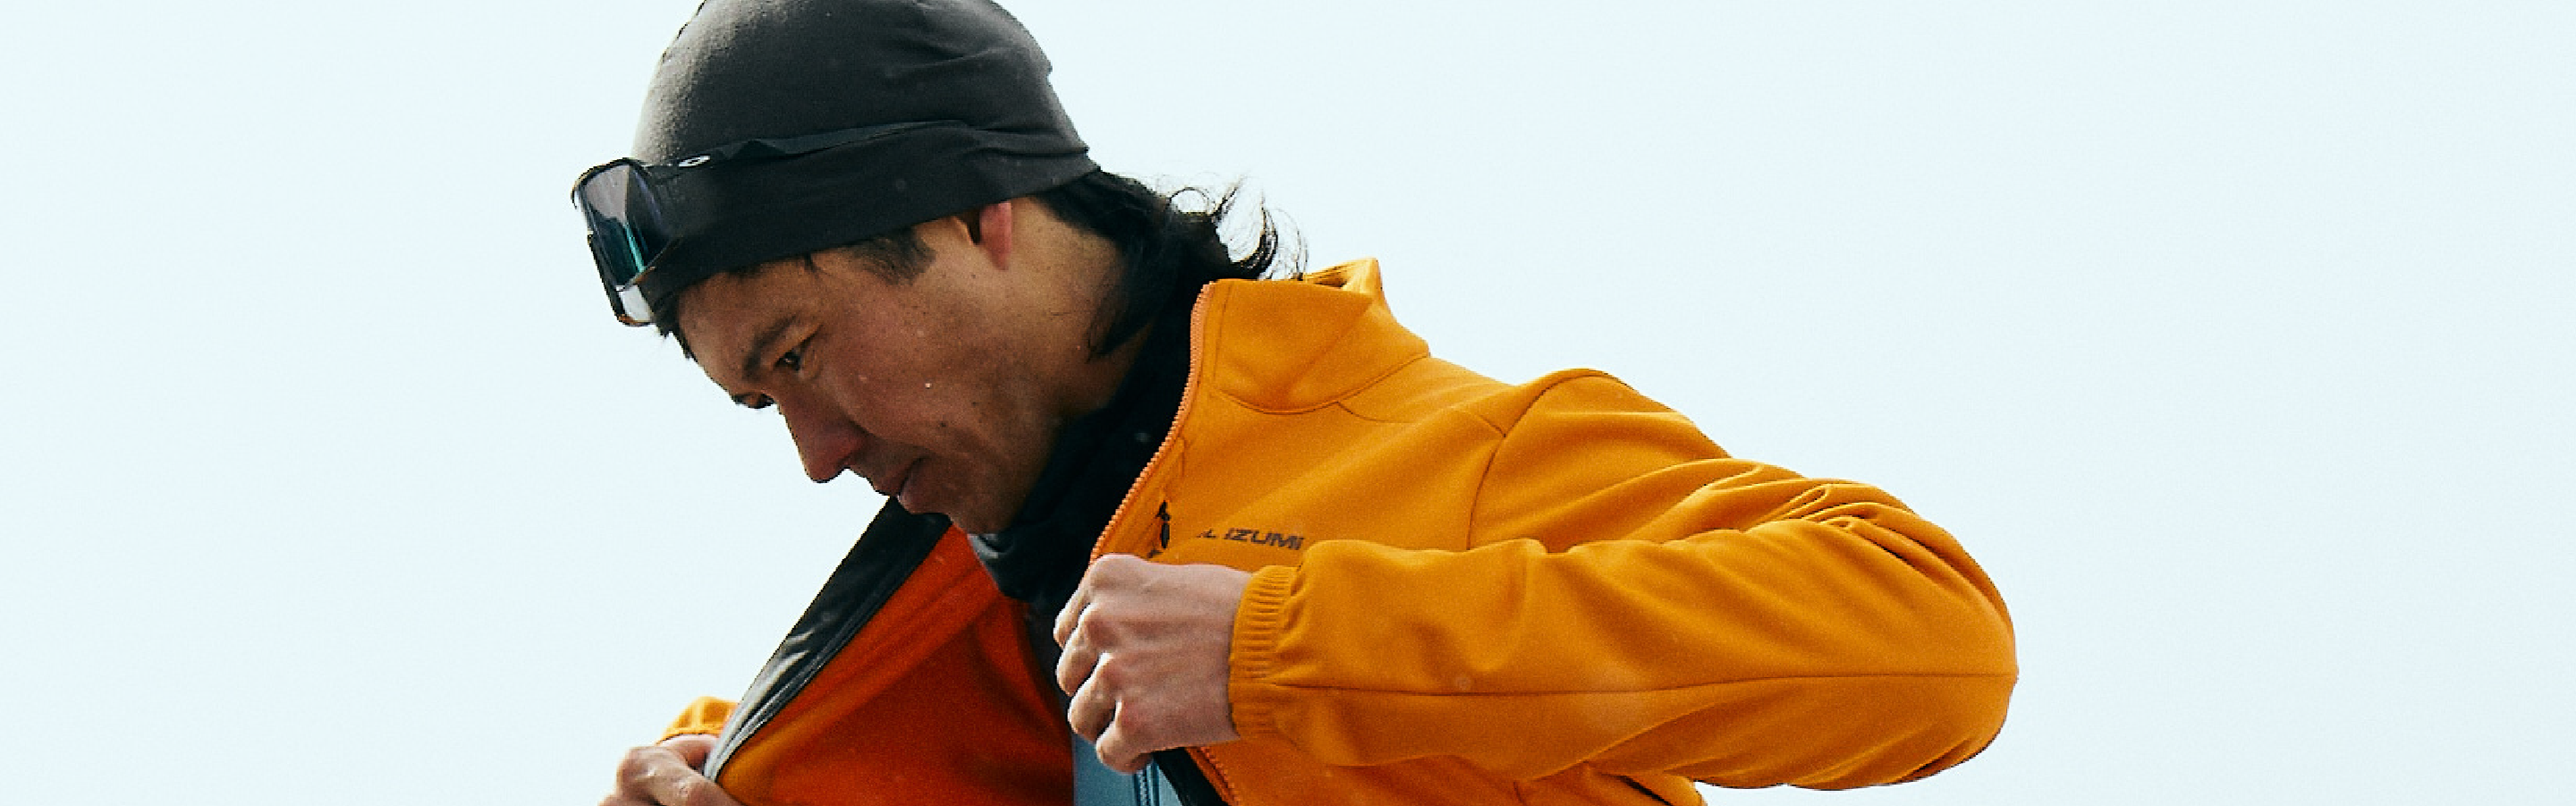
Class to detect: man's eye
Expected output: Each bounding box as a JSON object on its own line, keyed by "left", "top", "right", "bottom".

{"left": 775, "top": 348, "right": 804, "bottom": 372}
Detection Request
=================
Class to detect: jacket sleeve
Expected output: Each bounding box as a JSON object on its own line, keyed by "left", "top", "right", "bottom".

{"left": 1223, "top": 372, "right": 2016, "bottom": 789}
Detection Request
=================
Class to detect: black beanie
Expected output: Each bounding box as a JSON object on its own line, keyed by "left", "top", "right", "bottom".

{"left": 629, "top": 0, "right": 1098, "bottom": 311}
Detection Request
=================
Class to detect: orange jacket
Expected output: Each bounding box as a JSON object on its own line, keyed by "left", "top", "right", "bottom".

{"left": 665, "top": 259, "right": 2016, "bottom": 805}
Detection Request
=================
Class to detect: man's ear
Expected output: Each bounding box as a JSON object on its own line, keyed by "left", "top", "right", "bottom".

{"left": 962, "top": 200, "right": 1015, "bottom": 269}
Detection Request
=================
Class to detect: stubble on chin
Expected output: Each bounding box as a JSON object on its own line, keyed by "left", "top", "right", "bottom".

{"left": 936, "top": 470, "right": 1039, "bottom": 536}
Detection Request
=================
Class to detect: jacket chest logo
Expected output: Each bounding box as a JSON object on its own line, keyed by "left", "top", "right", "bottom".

{"left": 1197, "top": 527, "right": 1306, "bottom": 551}
{"left": 1141, "top": 501, "right": 1308, "bottom": 559}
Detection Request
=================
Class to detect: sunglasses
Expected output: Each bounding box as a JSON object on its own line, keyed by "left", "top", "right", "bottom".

{"left": 570, "top": 121, "right": 947, "bottom": 326}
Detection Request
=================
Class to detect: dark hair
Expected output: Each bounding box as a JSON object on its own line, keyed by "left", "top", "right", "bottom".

{"left": 1031, "top": 170, "right": 1291, "bottom": 356}
{"left": 654, "top": 170, "right": 1292, "bottom": 358}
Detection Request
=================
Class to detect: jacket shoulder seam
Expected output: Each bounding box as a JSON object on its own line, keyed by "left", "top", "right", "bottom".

{"left": 1462, "top": 369, "right": 1619, "bottom": 535}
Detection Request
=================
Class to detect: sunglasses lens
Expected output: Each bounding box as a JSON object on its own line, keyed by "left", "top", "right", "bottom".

{"left": 574, "top": 163, "right": 671, "bottom": 325}
{"left": 580, "top": 164, "right": 671, "bottom": 280}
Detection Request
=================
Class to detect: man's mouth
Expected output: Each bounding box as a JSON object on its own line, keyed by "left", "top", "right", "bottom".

{"left": 870, "top": 459, "right": 921, "bottom": 506}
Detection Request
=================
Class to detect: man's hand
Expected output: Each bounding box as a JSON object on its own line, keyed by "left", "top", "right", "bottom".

{"left": 1053, "top": 554, "right": 1252, "bottom": 773}
{"left": 600, "top": 734, "right": 743, "bottom": 806}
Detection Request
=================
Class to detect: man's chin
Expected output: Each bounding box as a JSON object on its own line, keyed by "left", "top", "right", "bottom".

{"left": 896, "top": 470, "right": 1039, "bottom": 535}
{"left": 896, "top": 494, "right": 1010, "bottom": 536}
{"left": 943, "top": 509, "right": 1012, "bottom": 536}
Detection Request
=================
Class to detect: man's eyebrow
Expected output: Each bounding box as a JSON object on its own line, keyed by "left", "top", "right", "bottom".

{"left": 736, "top": 315, "right": 799, "bottom": 382}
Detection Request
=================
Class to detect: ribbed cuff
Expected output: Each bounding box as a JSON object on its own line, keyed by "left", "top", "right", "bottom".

{"left": 1228, "top": 564, "right": 1299, "bottom": 739}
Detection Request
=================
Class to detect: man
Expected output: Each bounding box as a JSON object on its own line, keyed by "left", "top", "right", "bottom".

{"left": 575, "top": 2, "right": 2015, "bottom": 805}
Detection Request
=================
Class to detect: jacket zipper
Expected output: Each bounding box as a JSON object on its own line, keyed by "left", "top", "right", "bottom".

{"left": 1093, "top": 287, "right": 1214, "bottom": 562}
{"left": 1093, "top": 287, "right": 1239, "bottom": 805}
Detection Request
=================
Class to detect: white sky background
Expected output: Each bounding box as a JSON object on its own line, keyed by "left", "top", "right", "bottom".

{"left": 2, "top": 1, "right": 2569, "bottom": 803}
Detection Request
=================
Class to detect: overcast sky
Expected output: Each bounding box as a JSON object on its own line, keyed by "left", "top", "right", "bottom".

{"left": 3, "top": 2, "right": 2569, "bottom": 804}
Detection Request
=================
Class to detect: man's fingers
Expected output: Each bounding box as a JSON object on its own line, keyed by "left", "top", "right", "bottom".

{"left": 1092, "top": 721, "right": 1152, "bottom": 775}
{"left": 1053, "top": 567, "right": 1097, "bottom": 646}
{"left": 1053, "top": 555, "right": 1246, "bottom": 773}
{"left": 660, "top": 734, "right": 717, "bottom": 767}
{"left": 1055, "top": 554, "right": 1149, "bottom": 642}
{"left": 640, "top": 768, "right": 736, "bottom": 806}
{"left": 1064, "top": 671, "right": 1115, "bottom": 741}
{"left": 1055, "top": 618, "right": 1098, "bottom": 695}
{"left": 607, "top": 739, "right": 743, "bottom": 806}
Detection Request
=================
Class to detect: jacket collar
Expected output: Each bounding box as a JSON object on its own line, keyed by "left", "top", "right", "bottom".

{"left": 1197, "top": 259, "right": 1430, "bottom": 414}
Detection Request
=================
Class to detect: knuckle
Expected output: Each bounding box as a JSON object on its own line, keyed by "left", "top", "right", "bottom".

{"left": 1080, "top": 607, "right": 1131, "bottom": 642}
{"left": 1085, "top": 655, "right": 1122, "bottom": 690}
{"left": 1070, "top": 702, "right": 1111, "bottom": 740}
{"left": 614, "top": 747, "right": 659, "bottom": 782}
{"left": 1094, "top": 554, "right": 1144, "bottom": 581}
{"left": 1097, "top": 725, "right": 1152, "bottom": 773}
{"left": 1113, "top": 697, "right": 1165, "bottom": 736}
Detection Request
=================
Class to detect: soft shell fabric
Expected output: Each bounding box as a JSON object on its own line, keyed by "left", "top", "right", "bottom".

{"left": 664, "top": 260, "right": 2017, "bottom": 805}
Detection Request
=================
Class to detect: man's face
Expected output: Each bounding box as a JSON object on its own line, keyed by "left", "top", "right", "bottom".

{"left": 676, "top": 219, "right": 1102, "bottom": 533}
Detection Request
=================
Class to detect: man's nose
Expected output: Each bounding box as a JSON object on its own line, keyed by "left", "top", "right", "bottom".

{"left": 778, "top": 400, "right": 863, "bottom": 482}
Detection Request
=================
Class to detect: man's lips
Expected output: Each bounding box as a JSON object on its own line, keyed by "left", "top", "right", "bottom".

{"left": 868, "top": 459, "right": 920, "bottom": 503}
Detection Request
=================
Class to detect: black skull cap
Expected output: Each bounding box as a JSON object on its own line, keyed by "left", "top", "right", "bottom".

{"left": 631, "top": 0, "right": 1097, "bottom": 313}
